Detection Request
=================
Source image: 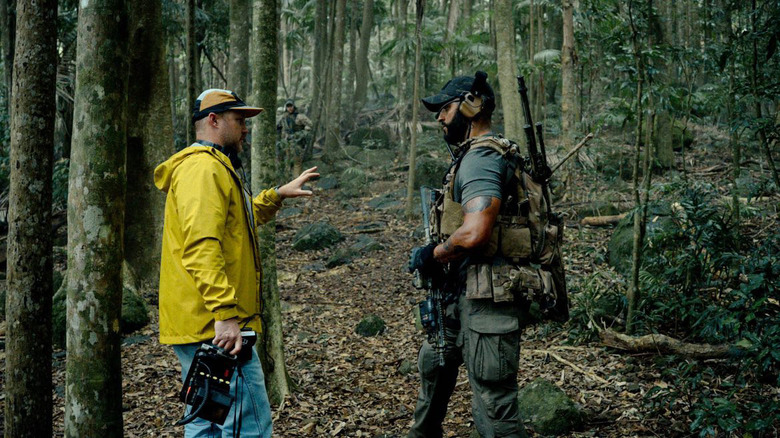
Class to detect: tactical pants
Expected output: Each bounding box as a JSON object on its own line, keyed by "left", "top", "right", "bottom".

{"left": 408, "top": 293, "right": 528, "bottom": 438}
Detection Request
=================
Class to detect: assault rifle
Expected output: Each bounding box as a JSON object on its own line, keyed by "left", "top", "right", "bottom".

{"left": 413, "top": 186, "right": 447, "bottom": 367}
{"left": 517, "top": 76, "right": 553, "bottom": 215}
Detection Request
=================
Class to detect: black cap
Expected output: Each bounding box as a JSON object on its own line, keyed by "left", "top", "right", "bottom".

{"left": 285, "top": 99, "right": 295, "bottom": 107}
{"left": 421, "top": 71, "right": 495, "bottom": 113}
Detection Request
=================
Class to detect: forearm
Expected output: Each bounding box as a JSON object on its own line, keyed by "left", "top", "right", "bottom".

{"left": 434, "top": 228, "right": 483, "bottom": 264}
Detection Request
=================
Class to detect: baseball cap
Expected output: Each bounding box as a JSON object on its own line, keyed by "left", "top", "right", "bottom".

{"left": 192, "top": 89, "right": 263, "bottom": 123}
{"left": 421, "top": 72, "right": 495, "bottom": 113}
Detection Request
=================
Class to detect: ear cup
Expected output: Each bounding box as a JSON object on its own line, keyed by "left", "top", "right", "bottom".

{"left": 459, "top": 92, "right": 483, "bottom": 118}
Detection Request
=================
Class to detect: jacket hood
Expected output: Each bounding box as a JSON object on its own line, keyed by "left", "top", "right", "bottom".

{"left": 154, "top": 145, "right": 232, "bottom": 193}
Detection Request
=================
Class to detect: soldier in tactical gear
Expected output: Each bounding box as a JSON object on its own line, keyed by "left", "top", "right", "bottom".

{"left": 407, "top": 73, "right": 531, "bottom": 438}
{"left": 276, "top": 99, "right": 313, "bottom": 176}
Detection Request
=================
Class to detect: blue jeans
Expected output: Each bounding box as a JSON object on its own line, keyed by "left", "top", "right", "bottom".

{"left": 173, "top": 344, "right": 273, "bottom": 438}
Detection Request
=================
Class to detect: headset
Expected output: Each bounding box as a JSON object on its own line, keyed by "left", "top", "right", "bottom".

{"left": 458, "top": 71, "right": 493, "bottom": 119}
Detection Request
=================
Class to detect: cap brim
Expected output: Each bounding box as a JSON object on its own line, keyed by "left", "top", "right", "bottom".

{"left": 421, "top": 93, "right": 457, "bottom": 112}
{"left": 232, "top": 106, "right": 264, "bottom": 118}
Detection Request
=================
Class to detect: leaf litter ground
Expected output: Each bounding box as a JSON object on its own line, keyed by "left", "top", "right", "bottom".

{"left": 0, "top": 125, "right": 777, "bottom": 437}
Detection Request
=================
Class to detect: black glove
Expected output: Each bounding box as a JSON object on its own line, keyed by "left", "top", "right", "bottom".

{"left": 408, "top": 243, "right": 438, "bottom": 275}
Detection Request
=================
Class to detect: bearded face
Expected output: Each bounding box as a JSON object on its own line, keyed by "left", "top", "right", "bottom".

{"left": 442, "top": 108, "right": 470, "bottom": 146}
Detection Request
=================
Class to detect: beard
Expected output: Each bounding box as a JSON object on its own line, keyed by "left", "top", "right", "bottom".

{"left": 442, "top": 110, "right": 470, "bottom": 146}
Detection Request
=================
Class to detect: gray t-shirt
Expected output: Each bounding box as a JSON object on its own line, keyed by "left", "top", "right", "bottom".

{"left": 453, "top": 145, "right": 508, "bottom": 205}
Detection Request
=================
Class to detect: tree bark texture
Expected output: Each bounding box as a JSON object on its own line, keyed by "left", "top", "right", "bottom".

{"left": 65, "top": 1, "right": 128, "bottom": 436}
{"left": 4, "top": 0, "right": 56, "bottom": 436}
{"left": 627, "top": 0, "right": 643, "bottom": 335}
{"left": 560, "top": 0, "right": 577, "bottom": 147}
{"left": 324, "top": 0, "right": 347, "bottom": 158}
{"left": 252, "top": 0, "right": 292, "bottom": 406}
{"left": 353, "top": 0, "right": 374, "bottom": 114}
{"left": 186, "top": 0, "right": 197, "bottom": 145}
{"left": 229, "top": 0, "right": 251, "bottom": 99}
{"left": 346, "top": 0, "right": 357, "bottom": 123}
{"left": 0, "top": 0, "right": 15, "bottom": 114}
{"left": 405, "top": 0, "right": 424, "bottom": 216}
{"left": 494, "top": 0, "right": 523, "bottom": 141}
{"left": 309, "top": 0, "right": 327, "bottom": 140}
{"left": 600, "top": 329, "right": 745, "bottom": 359}
{"left": 126, "top": 0, "right": 175, "bottom": 294}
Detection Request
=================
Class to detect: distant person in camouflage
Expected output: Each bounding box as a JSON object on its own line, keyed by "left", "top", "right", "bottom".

{"left": 276, "top": 99, "right": 312, "bottom": 177}
{"left": 407, "top": 72, "right": 533, "bottom": 438}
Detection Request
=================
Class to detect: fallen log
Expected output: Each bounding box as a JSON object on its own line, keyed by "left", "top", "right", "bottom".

{"left": 599, "top": 329, "right": 746, "bottom": 359}
{"left": 580, "top": 213, "right": 627, "bottom": 227}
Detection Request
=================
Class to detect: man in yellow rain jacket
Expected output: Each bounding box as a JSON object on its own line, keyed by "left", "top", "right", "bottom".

{"left": 155, "top": 88, "right": 318, "bottom": 437}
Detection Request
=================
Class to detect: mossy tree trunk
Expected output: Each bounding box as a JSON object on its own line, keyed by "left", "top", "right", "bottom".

{"left": 494, "top": 0, "right": 523, "bottom": 141}
{"left": 561, "top": 0, "right": 577, "bottom": 147}
{"left": 309, "top": 0, "right": 327, "bottom": 148}
{"left": 126, "top": 0, "right": 174, "bottom": 295}
{"left": 405, "top": 0, "right": 424, "bottom": 217}
{"left": 324, "top": 0, "right": 346, "bottom": 159}
{"left": 354, "top": 0, "right": 374, "bottom": 112}
{"left": 4, "top": 0, "right": 56, "bottom": 436}
{"left": 229, "top": 0, "right": 251, "bottom": 99}
{"left": 353, "top": 0, "right": 374, "bottom": 116}
{"left": 627, "top": 0, "right": 644, "bottom": 335}
{"left": 252, "top": 0, "right": 292, "bottom": 406}
{"left": 65, "top": 1, "right": 128, "bottom": 436}
{"left": 0, "top": 0, "right": 15, "bottom": 115}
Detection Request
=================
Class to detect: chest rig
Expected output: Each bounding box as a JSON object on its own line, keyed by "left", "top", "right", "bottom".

{"left": 430, "top": 135, "right": 569, "bottom": 322}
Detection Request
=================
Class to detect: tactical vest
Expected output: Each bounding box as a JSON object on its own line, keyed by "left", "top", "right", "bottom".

{"left": 431, "top": 135, "right": 569, "bottom": 322}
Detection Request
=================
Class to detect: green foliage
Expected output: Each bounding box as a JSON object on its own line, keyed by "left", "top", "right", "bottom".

{"left": 52, "top": 159, "right": 69, "bottom": 212}
{"left": 636, "top": 182, "right": 780, "bottom": 436}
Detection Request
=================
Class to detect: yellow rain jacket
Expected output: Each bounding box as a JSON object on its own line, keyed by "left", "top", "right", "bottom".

{"left": 154, "top": 145, "right": 282, "bottom": 344}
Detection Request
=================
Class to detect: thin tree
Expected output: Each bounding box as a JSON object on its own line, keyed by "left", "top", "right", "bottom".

{"left": 627, "top": 0, "right": 644, "bottom": 335}
{"left": 229, "top": 0, "right": 251, "bottom": 99}
{"left": 324, "top": 0, "right": 347, "bottom": 158}
{"left": 0, "top": 0, "right": 15, "bottom": 114}
{"left": 561, "top": 0, "right": 577, "bottom": 147}
{"left": 186, "top": 0, "right": 197, "bottom": 145}
{"left": 346, "top": 0, "right": 358, "bottom": 124}
{"left": 353, "top": 0, "right": 374, "bottom": 115}
{"left": 65, "top": 1, "right": 128, "bottom": 436}
{"left": 252, "top": 0, "right": 293, "bottom": 405}
{"left": 126, "top": 0, "right": 175, "bottom": 294}
{"left": 4, "top": 0, "right": 57, "bottom": 435}
{"left": 405, "top": 0, "right": 424, "bottom": 216}
{"left": 309, "top": 0, "right": 328, "bottom": 143}
{"left": 495, "top": 0, "right": 523, "bottom": 140}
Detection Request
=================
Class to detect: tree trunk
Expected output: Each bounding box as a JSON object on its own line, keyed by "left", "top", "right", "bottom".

{"left": 4, "top": 1, "right": 56, "bottom": 436}
{"left": 126, "top": 0, "right": 175, "bottom": 295}
{"left": 0, "top": 0, "right": 15, "bottom": 115}
{"left": 308, "top": 0, "right": 327, "bottom": 154}
{"left": 627, "top": 0, "right": 643, "bottom": 336}
{"left": 229, "top": 0, "right": 251, "bottom": 99}
{"left": 396, "top": 0, "right": 409, "bottom": 155}
{"left": 405, "top": 0, "right": 424, "bottom": 216}
{"left": 252, "top": 0, "right": 292, "bottom": 406}
{"left": 353, "top": 0, "right": 374, "bottom": 115}
{"left": 324, "top": 0, "right": 347, "bottom": 158}
{"left": 494, "top": 0, "right": 522, "bottom": 140}
{"left": 186, "top": 0, "right": 197, "bottom": 145}
{"left": 561, "top": 0, "right": 577, "bottom": 147}
{"left": 751, "top": 0, "right": 780, "bottom": 189}
{"left": 66, "top": 1, "right": 128, "bottom": 436}
{"left": 345, "top": 0, "right": 357, "bottom": 124}
{"left": 443, "top": 0, "right": 459, "bottom": 75}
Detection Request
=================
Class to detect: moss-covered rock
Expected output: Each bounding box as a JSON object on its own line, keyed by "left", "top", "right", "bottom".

{"left": 121, "top": 286, "right": 150, "bottom": 333}
{"left": 52, "top": 281, "right": 151, "bottom": 349}
{"left": 517, "top": 378, "right": 584, "bottom": 435}
{"left": 414, "top": 156, "right": 450, "bottom": 190}
{"left": 349, "top": 126, "right": 391, "bottom": 149}
{"left": 355, "top": 314, "right": 386, "bottom": 337}
{"left": 326, "top": 236, "right": 384, "bottom": 268}
{"left": 576, "top": 200, "right": 622, "bottom": 219}
{"left": 292, "top": 221, "right": 344, "bottom": 251}
{"left": 607, "top": 211, "right": 676, "bottom": 278}
{"left": 398, "top": 359, "right": 416, "bottom": 375}
{"left": 355, "top": 148, "right": 398, "bottom": 167}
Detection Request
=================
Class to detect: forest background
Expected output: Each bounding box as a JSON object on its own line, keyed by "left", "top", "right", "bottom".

{"left": 0, "top": 0, "right": 778, "bottom": 436}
